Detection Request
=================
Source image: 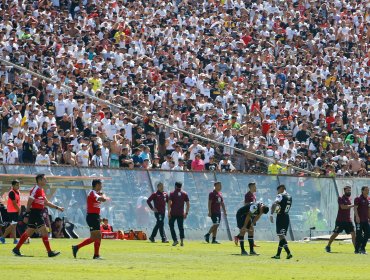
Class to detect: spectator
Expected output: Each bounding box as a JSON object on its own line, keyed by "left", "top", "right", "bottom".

{"left": 218, "top": 154, "right": 235, "bottom": 173}
{"left": 51, "top": 217, "right": 65, "bottom": 239}
{"left": 191, "top": 153, "right": 205, "bottom": 171}
{"left": 100, "top": 218, "right": 113, "bottom": 233}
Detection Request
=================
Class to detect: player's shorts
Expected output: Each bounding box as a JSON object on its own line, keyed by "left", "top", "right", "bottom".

{"left": 7, "top": 212, "right": 19, "bottom": 225}
{"left": 333, "top": 221, "right": 354, "bottom": 234}
{"left": 28, "top": 209, "right": 45, "bottom": 229}
{"left": 211, "top": 213, "right": 221, "bottom": 225}
{"left": 86, "top": 213, "right": 100, "bottom": 232}
{"left": 236, "top": 214, "right": 252, "bottom": 229}
{"left": 276, "top": 214, "right": 290, "bottom": 236}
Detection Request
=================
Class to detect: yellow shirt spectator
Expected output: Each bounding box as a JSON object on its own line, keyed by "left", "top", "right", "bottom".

{"left": 89, "top": 77, "right": 102, "bottom": 92}
{"left": 268, "top": 162, "right": 282, "bottom": 175}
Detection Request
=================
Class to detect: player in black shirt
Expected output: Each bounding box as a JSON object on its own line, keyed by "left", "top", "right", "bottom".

{"left": 235, "top": 202, "right": 269, "bottom": 255}
{"left": 270, "top": 184, "right": 293, "bottom": 259}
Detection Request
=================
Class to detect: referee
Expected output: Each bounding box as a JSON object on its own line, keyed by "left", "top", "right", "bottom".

{"left": 12, "top": 174, "right": 64, "bottom": 257}
{"left": 72, "top": 179, "right": 109, "bottom": 259}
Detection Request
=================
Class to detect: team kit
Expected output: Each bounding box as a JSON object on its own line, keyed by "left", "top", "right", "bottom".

{"left": 2, "top": 175, "right": 369, "bottom": 259}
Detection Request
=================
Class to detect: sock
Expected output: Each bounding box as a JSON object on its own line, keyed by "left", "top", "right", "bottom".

{"left": 16, "top": 232, "right": 29, "bottom": 249}
{"left": 77, "top": 238, "right": 94, "bottom": 249}
{"left": 239, "top": 235, "right": 245, "bottom": 252}
{"left": 248, "top": 235, "right": 254, "bottom": 252}
{"left": 42, "top": 236, "right": 51, "bottom": 252}
{"left": 276, "top": 239, "right": 284, "bottom": 256}
{"left": 212, "top": 236, "right": 216, "bottom": 242}
{"left": 94, "top": 239, "right": 101, "bottom": 256}
{"left": 282, "top": 239, "right": 291, "bottom": 254}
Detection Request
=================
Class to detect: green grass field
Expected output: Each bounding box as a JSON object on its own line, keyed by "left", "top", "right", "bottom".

{"left": 0, "top": 239, "right": 368, "bottom": 279}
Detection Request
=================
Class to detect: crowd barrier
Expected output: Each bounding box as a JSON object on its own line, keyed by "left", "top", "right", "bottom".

{"left": 0, "top": 165, "right": 364, "bottom": 240}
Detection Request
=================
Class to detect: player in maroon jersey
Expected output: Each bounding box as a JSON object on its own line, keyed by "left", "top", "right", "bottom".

{"left": 325, "top": 186, "right": 355, "bottom": 253}
{"left": 354, "top": 186, "right": 370, "bottom": 254}
{"left": 204, "top": 182, "right": 227, "bottom": 244}
{"left": 72, "top": 179, "right": 109, "bottom": 259}
{"left": 147, "top": 182, "right": 169, "bottom": 243}
{"left": 12, "top": 174, "right": 64, "bottom": 257}
{"left": 168, "top": 182, "right": 190, "bottom": 246}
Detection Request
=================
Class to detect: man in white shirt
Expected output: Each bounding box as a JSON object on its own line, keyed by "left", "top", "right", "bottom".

{"left": 8, "top": 111, "right": 22, "bottom": 136}
{"left": 188, "top": 139, "right": 204, "bottom": 160}
{"left": 54, "top": 94, "right": 67, "bottom": 121}
{"left": 65, "top": 93, "right": 78, "bottom": 115}
{"left": 203, "top": 142, "right": 215, "bottom": 164}
{"left": 76, "top": 144, "right": 90, "bottom": 167}
{"left": 101, "top": 140, "right": 110, "bottom": 167}
{"left": 2, "top": 127, "right": 14, "bottom": 145}
{"left": 103, "top": 118, "right": 119, "bottom": 140}
{"left": 218, "top": 129, "right": 236, "bottom": 156}
{"left": 91, "top": 148, "right": 103, "bottom": 167}
{"left": 35, "top": 147, "right": 51, "bottom": 165}
{"left": 161, "top": 155, "right": 173, "bottom": 170}
{"left": 5, "top": 143, "right": 18, "bottom": 164}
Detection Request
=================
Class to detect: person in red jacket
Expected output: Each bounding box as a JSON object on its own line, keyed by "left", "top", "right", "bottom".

{"left": 0, "top": 180, "right": 21, "bottom": 244}
{"left": 72, "top": 179, "right": 109, "bottom": 260}
{"left": 12, "top": 174, "right": 64, "bottom": 257}
{"left": 100, "top": 218, "right": 113, "bottom": 233}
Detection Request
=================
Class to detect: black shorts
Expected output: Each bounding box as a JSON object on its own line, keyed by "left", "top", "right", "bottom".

{"left": 211, "top": 213, "right": 221, "bottom": 225}
{"left": 28, "top": 209, "right": 45, "bottom": 229}
{"left": 333, "top": 221, "right": 354, "bottom": 234}
{"left": 236, "top": 214, "right": 251, "bottom": 229}
{"left": 86, "top": 213, "right": 100, "bottom": 232}
{"left": 8, "top": 212, "right": 19, "bottom": 224}
{"left": 276, "top": 214, "right": 290, "bottom": 236}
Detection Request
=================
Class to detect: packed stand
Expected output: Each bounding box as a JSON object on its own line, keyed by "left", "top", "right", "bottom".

{"left": 0, "top": 0, "right": 370, "bottom": 176}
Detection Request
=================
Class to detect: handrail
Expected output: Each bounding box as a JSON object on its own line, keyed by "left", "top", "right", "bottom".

{"left": 0, "top": 57, "right": 319, "bottom": 176}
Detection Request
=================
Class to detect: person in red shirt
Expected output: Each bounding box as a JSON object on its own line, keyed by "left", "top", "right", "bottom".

{"left": 204, "top": 182, "right": 227, "bottom": 244}
{"left": 12, "top": 174, "right": 64, "bottom": 257}
{"left": 100, "top": 218, "right": 113, "bottom": 233}
{"left": 147, "top": 182, "right": 169, "bottom": 243}
{"left": 168, "top": 182, "right": 190, "bottom": 246}
{"left": 72, "top": 179, "right": 109, "bottom": 260}
{"left": 0, "top": 180, "right": 21, "bottom": 244}
{"left": 354, "top": 186, "right": 370, "bottom": 254}
{"left": 325, "top": 186, "right": 355, "bottom": 253}
{"left": 191, "top": 153, "right": 205, "bottom": 171}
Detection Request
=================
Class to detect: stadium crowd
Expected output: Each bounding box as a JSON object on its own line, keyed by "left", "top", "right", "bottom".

{"left": 0, "top": 0, "right": 370, "bottom": 176}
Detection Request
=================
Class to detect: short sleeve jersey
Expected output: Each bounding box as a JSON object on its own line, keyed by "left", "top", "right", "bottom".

{"left": 29, "top": 185, "right": 46, "bottom": 210}
{"left": 336, "top": 195, "right": 352, "bottom": 222}
{"left": 244, "top": 191, "right": 256, "bottom": 204}
{"left": 169, "top": 190, "right": 189, "bottom": 216}
{"left": 209, "top": 190, "right": 223, "bottom": 214}
{"left": 275, "top": 191, "right": 292, "bottom": 215}
{"left": 87, "top": 190, "right": 102, "bottom": 214}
